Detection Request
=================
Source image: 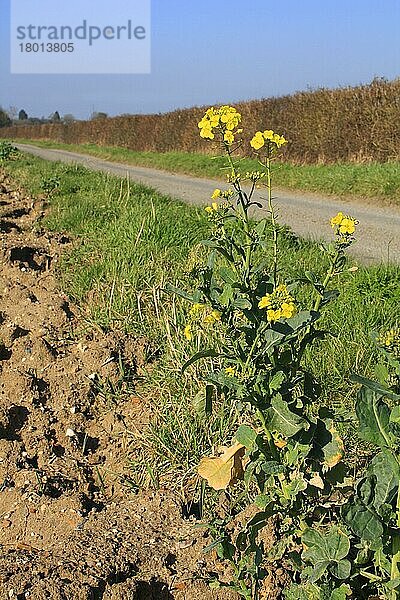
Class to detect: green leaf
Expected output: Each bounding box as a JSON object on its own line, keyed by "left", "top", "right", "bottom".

{"left": 352, "top": 374, "right": 400, "bottom": 402}
{"left": 192, "top": 385, "right": 213, "bottom": 418}
{"left": 164, "top": 283, "right": 193, "bottom": 301}
{"left": 255, "top": 219, "right": 268, "bottom": 237}
{"left": 320, "top": 289, "right": 340, "bottom": 307}
{"left": 284, "top": 583, "right": 322, "bottom": 600}
{"left": 216, "top": 540, "right": 235, "bottom": 561}
{"left": 285, "top": 310, "right": 319, "bottom": 332}
{"left": 315, "top": 418, "right": 344, "bottom": 468}
{"left": 233, "top": 296, "right": 252, "bottom": 310}
{"left": 219, "top": 267, "right": 237, "bottom": 284}
{"left": 331, "top": 585, "right": 352, "bottom": 599}
{"left": 267, "top": 396, "right": 309, "bottom": 437}
{"left": 219, "top": 283, "right": 234, "bottom": 306}
{"left": 355, "top": 386, "right": 395, "bottom": 449}
{"left": 309, "top": 560, "right": 330, "bottom": 583}
{"left": 284, "top": 474, "right": 307, "bottom": 498}
{"left": 302, "top": 527, "right": 350, "bottom": 563}
{"left": 262, "top": 328, "right": 286, "bottom": 352}
{"left": 181, "top": 349, "right": 221, "bottom": 373}
{"left": 330, "top": 559, "right": 351, "bottom": 580}
{"left": 342, "top": 497, "right": 383, "bottom": 541}
{"left": 368, "top": 450, "right": 400, "bottom": 512}
{"left": 390, "top": 405, "right": 400, "bottom": 424}
{"left": 304, "top": 271, "right": 318, "bottom": 284}
{"left": 385, "top": 578, "right": 400, "bottom": 590}
{"left": 235, "top": 425, "right": 257, "bottom": 450}
{"left": 261, "top": 461, "right": 285, "bottom": 475}
{"left": 269, "top": 371, "right": 285, "bottom": 393}
{"left": 254, "top": 494, "right": 270, "bottom": 509}
{"left": 373, "top": 547, "right": 391, "bottom": 571}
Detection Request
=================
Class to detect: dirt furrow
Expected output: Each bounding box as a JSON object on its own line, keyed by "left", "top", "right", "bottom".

{"left": 0, "top": 170, "right": 243, "bottom": 600}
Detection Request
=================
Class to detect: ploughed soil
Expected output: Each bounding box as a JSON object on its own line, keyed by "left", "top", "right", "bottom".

{"left": 0, "top": 170, "right": 287, "bottom": 599}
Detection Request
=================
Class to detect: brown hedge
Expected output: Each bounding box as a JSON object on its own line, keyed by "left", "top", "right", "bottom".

{"left": 3, "top": 78, "right": 400, "bottom": 163}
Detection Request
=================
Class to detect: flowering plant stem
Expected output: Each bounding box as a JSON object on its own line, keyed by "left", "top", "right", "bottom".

{"left": 168, "top": 106, "right": 363, "bottom": 599}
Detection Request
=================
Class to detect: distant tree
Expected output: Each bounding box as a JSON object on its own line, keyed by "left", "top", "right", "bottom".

{"left": 7, "top": 106, "right": 18, "bottom": 120}
{"left": 18, "top": 109, "right": 28, "bottom": 120}
{"left": 49, "top": 111, "right": 61, "bottom": 122}
{"left": 0, "top": 108, "right": 11, "bottom": 128}
{"left": 63, "top": 113, "right": 76, "bottom": 124}
{"left": 91, "top": 111, "right": 108, "bottom": 120}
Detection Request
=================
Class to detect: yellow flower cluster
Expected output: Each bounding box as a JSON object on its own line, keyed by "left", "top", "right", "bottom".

{"left": 183, "top": 304, "right": 222, "bottom": 340}
{"left": 250, "top": 130, "right": 287, "bottom": 151}
{"left": 198, "top": 106, "right": 242, "bottom": 145}
{"left": 184, "top": 323, "right": 192, "bottom": 341}
{"left": 378, "top": 328, "right": 400, "bottom": 359}
{"left": 203, "top": 309, "right": 222, "bottom": 325}
{"left": 225, "top": 366, "right": 238, "bottom": 377}
{"left": 205, "top": 202, "right": 219, "bottom": 214}
{"left": 244, "top": 171, "right": 267, "bottom": 182}
{"left": 211, "top": 188, "right": 234, "bottom": 200}
{"left": 205, "top": 191, "right": 233, "bottom": 214}
{"left": 258, "top": 284, "right": 297, "bottom": 322}
{"left": 330, "top": 212, "right": 358, "bottom": 236}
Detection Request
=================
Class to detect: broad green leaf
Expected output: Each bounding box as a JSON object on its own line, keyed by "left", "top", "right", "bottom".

{"left": 262, "top": 328, "right": 286, "bottom": 353}
{"left": 261, "top": 461, "right": 285, "bottom": 475}
{"left": 355, "top": 386, "right": 395, "bottom": 449}
{"left": 254, "top": 219, "right": 267, "bottom": 237}
{"left": 284, "top": 474, "right": 307, "bottom": 498}
{"left": 284, "top": 583, "right": 322, "bottom": 600}
{"left": 269, "top": 371, "right": 285, "bottom": 393}
{"left": 235, "top": 425, "right": 257, "bottom": 450}
{"left": 216, "top": 540, "right": 235, "bottom": 561}
{"left": 302, "top": 527, "right": 350, "bottom": 565}
{"left": 309, "top": 560, "right": 330, "bottom": 583}
{"left": 267, "top": 396, "right": 309, "bottom": 437}
{"left": 331, "top": 585, "right": 351, "bottom": 599}
{"left": 342, "top": 497, "right": 383, "bottom": 541}
{"left": 219, "top": 283, "right": 234, "bottom": 306}
{"left": 233, "top": 296, "right": 252, "bottom": 310}
{"left": 315, "top": 418, "right": 344, "bottom": 468}
{"left": 304, "top": 271, "right": 318, "bottom": 284}
{"left": 352, "top": 374, "right": 400, "bottom": 402}
{"left": 285, "top": 310, "right": 319, "bottom": 332}
{"left": 368, "top": 450, "right": 400, "bottom": 512}
{"left": 192, "top": 385, "right": 213, "bottom": 418}
{"left": 390, "top": 405, "right": 400, "bottom": 424}
{"left": 385, "top": 578, "right": 400, "bottom": 590}
{"left": 373, "top": 547, "right": 391, "bottom": 571}
{"left": 320, "top": 289, "right": 340, "bottom": 307}
{"left": 330, "top": 559, "right": 351, "bottom": 580}
{"left": 219, "top": 266, "right": 237, "bottom": 284}
{"left": 206, "top": 371, "right": 243, "bottom": 391}
{"left": 254, "top": 494, "right": 270, "bottom": 509}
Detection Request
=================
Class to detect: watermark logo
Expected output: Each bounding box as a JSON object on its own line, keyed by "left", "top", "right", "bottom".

{"left": 10, "top": 0, "right": 151, "bottom": 74}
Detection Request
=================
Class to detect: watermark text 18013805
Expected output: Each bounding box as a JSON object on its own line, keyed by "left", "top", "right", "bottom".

{"left": 10, "top": 0, "right": 151, "bottom": 74}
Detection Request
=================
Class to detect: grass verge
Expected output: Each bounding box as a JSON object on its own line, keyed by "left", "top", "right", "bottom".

{"left": 2, "top": 153, "right": 400, "bottom": 490}
{"left": 5, "top": 138, "right": 400, "bottom": 205}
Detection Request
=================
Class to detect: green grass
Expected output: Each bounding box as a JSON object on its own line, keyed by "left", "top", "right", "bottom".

{"left": 6, "top": 138, "right": 400, "bottom": 205}
{"left": 2, "top": 153, "right": 399, "bottom": 487}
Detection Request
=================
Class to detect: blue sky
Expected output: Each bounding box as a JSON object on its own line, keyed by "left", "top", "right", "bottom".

{"left": 0, "top": 0, "right": 399, "bottom": 119}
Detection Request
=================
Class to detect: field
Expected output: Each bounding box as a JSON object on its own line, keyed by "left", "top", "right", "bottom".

{"left": 1, "top": 138, "right": 400, "bottom": 598}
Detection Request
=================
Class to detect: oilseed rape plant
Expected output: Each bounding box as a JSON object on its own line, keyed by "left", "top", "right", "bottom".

{"left": 167, "top": 106, "right": 400, "bottom": 599}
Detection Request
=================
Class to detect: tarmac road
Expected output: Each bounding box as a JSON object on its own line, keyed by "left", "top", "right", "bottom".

{"left": 16, "top": 143, "right": 400, "bottom": 264}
